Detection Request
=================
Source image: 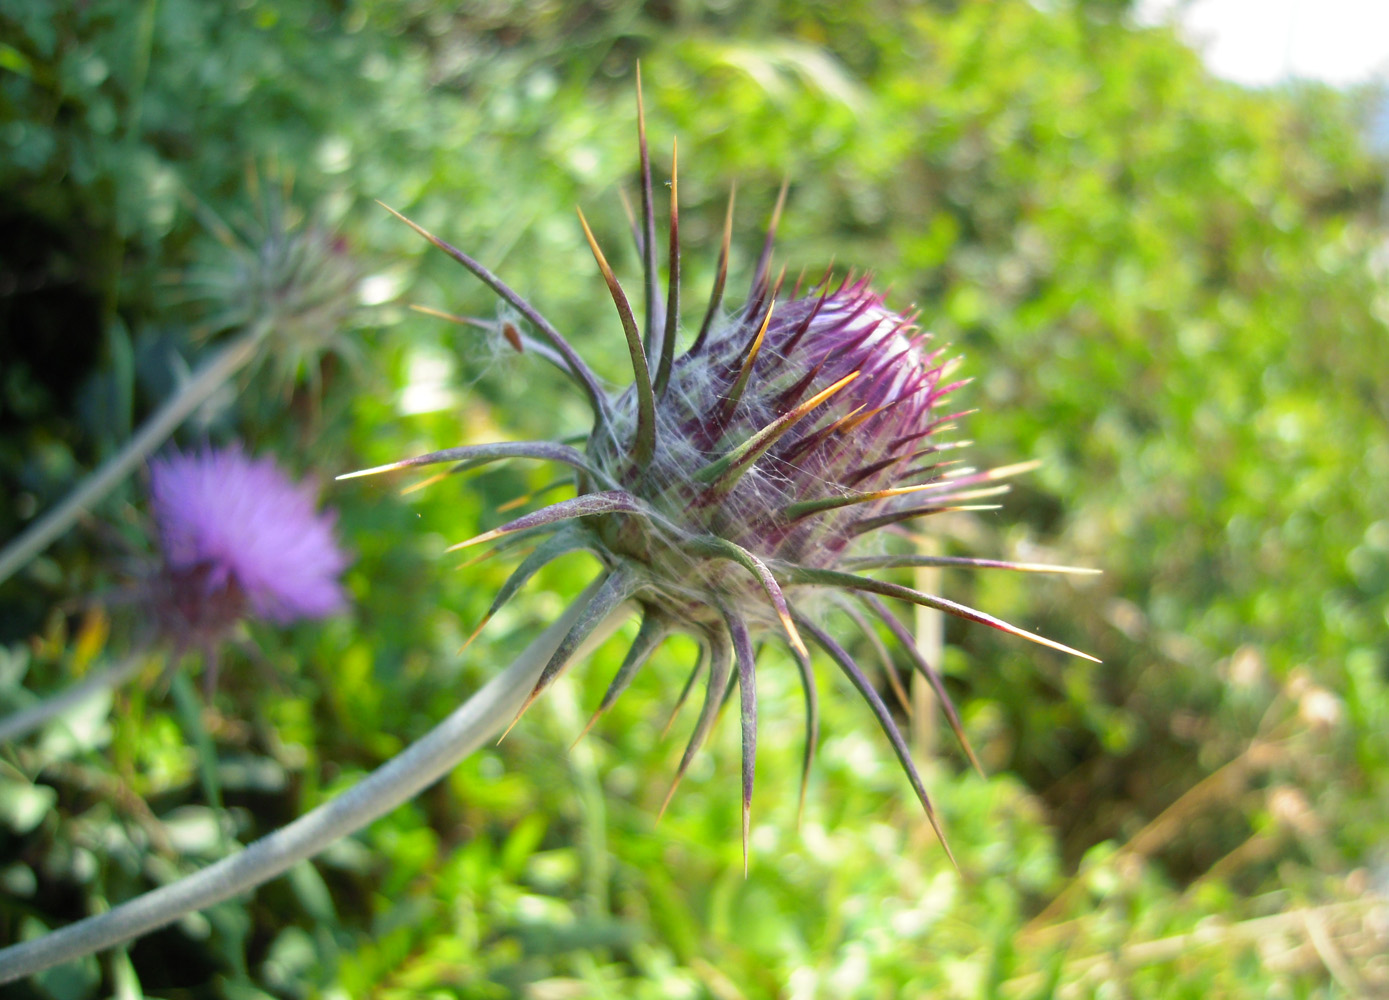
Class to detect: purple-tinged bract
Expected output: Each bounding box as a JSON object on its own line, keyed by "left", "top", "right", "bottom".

{"left": 349, "top": 79, "right": 1096, "bottom": 866}
{"left": 150, "top": 446, "right": 349, "bottom": 644}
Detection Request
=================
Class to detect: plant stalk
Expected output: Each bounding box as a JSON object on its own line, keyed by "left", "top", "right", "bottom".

{"left": 0, "top": 579, "right": 616, "bottom": 982}
{"left": 0, "top": 654, "right": 145, "bottom": 745}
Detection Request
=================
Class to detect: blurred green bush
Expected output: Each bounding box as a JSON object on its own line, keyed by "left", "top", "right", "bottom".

{"left": 2, "top": 0, "right": 1386, "bottom": 996}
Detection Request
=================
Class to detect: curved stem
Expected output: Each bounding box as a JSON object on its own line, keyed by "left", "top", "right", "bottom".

{"left": 0, "top": 327, "right": 263, "bottom": 587}
{"left": 0, "top": 580, "right": 612, "bottom": 983}
{"left": 0, "top": 654, "right": 146, "bottom": 745}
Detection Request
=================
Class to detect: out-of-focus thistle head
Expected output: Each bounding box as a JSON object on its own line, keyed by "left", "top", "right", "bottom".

{"left": 148, "top": 445, "right": 349, "bottom": 663}
{"left": 343, "top": 75, "right": 1097, "bottom": 866}
{"left": 181, "top": 168, "right": 364, "bottom": 396}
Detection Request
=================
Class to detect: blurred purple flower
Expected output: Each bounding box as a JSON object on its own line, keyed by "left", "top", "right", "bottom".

{"left": 149, "top": 446, "right": 348, "bottom": 645}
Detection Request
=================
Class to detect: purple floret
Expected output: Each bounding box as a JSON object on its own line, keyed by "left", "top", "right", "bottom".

{"left": 150, "top": 446, "right": 349, "bottom": 626}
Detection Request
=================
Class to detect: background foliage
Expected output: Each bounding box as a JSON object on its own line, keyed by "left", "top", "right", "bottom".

{"left": 2, "top": 0, "right": 1387, "bottom": 996}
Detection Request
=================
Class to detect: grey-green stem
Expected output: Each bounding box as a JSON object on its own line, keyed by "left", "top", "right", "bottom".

{"left": 0, "top": 579, "right": 620, "bottom": 982}
{"left": 0, "top": 654, "right": 146, "bottom": 745}
{"left": 0, "top": 327, "right": 263, "bottom": 587}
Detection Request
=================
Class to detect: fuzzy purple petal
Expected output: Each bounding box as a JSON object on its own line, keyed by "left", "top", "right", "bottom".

{"left": 149, "top": 445, "right": 350, "bottom": 625}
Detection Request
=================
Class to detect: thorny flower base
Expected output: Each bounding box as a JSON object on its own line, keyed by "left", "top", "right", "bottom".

{"left": 352, "top": 75, "right": 1097, "bottom": 866}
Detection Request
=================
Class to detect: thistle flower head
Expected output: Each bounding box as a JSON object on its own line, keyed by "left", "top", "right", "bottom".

{"left": 149, "top": 445, "right": 349, "bottom": 650}
{"left": 590, "top": 275, "right": 961, "bottom": 611}
{"left": 347, "top": 78, "right": 1096, "bottom": 865}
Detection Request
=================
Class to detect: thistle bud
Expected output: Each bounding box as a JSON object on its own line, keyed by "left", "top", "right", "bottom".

{"left": 182, "top": 178, "right": 363, "bottom": 395}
